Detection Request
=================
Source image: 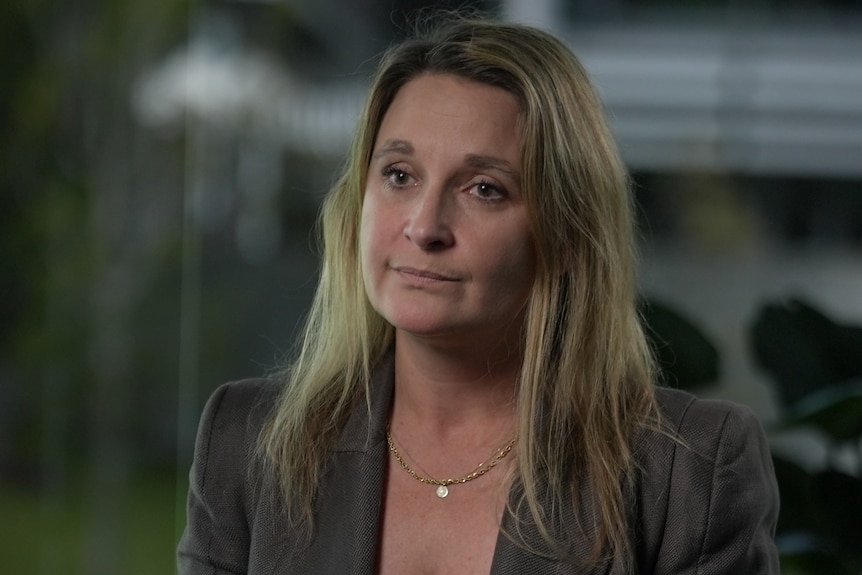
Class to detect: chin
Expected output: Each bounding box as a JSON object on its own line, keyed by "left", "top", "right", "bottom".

{"left": 387, "top": 316, "right": 457, "bottom": 338}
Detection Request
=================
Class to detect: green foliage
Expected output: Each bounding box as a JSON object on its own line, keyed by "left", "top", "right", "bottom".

{"left": 0, "top": 0, "right": 201, "bottom": 573}
{"left": 640, "top": 297, "right": 720, "bottom": 390}
{"left": 752, "top": 299, "right": 862, "bottom": 407}
{"left": 751, "top": 298, "right": 862, "bottom": 573}
{"left": 0, "top": 473, "right": 181, "bottom": 575}
{"left": 642, "top": 295, "right": 862, "bottom": 571}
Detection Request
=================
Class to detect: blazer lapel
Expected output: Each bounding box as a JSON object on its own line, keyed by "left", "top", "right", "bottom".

{"left": 489, "top": 480, "right": 615, "bottom": 575}
{"left": 268, "top": 351, "right": 617, "bottom": 575}
{"left": 272, "top": 353, "right": 395, "bottom": 575}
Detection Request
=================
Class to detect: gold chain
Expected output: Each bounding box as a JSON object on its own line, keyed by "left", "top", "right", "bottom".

{"left": 385, "top": 428, "right": 515, "bottom": 488}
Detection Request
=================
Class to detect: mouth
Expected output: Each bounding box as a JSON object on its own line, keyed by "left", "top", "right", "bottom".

{"left": 392, "top": 266, "right": 459, "bottom": 282}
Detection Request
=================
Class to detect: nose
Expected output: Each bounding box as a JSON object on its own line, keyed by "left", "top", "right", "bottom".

{"left": 403, "top": 186, "right": 454, "bottom": 250}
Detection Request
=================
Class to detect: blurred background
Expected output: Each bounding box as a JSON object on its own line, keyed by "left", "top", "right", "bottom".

{"left": 1, "top": 0, "right": 861, "bottom": 573}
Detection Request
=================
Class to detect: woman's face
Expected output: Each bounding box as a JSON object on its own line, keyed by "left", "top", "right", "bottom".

{"left": 360, "top": 73, "right": 536, "bottom": 346}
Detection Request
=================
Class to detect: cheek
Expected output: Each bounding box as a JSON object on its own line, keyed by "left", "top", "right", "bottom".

{"left": 503, "top": 249, "right": 536, "bottom": 293}
{"left": 360, "top": 192, "right": 400, "bottom": 260}
{"left": 359, "top": 199, "right": 376, "bottom": 281}
{"left": 500, "top": 237, "right": 537, "bottom": 299}
{"left": 485, "top": 225, "right": 535, "bottom": 279}
{"left": 359, "top": 194, "right": 389, "bottom": 299}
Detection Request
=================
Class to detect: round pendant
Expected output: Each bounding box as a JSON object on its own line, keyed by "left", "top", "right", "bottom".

{"left": 436, "top": 485, "right": 449, "bottom": 498}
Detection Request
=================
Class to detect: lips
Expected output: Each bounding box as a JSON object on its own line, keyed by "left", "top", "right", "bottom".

{"left": 392, "top": 265, "right": 459, "bottom": 282}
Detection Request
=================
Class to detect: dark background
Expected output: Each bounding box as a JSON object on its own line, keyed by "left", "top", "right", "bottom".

{"left": 1, "top": 0, "right": 860, "bottom": 573}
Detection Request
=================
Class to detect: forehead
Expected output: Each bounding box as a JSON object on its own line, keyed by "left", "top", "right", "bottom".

{"left": 373, "top": 73, "right": 523, "bottom": 161}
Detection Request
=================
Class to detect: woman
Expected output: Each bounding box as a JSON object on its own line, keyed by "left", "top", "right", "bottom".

{"left": 178, "top": 15, "right": 779, "bottom": 574}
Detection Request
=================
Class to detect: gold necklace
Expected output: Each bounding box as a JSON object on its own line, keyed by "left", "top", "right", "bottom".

{"left": 385, "top": 428, "right": 516, "bottom": 499}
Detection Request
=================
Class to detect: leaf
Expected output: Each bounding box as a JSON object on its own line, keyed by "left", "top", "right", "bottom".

{"left": 811, "top": 469, "right": 862, "bottom": 563}
{"left": 750, "top": 298, "right": 862, "bottom": 408}
{"left": 772, "top": 455, "right": 816, "bottom": 535}
{"left": 783, "top": 380, "right": 862, "bottom": 444}
{"left": 639, "top": 297, "right": 719, "bottom": 391}
{"left": 773, "top": 458, "right": 862, "bottom": 573}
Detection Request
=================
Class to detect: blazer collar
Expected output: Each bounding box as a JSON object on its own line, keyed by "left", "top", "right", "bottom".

{"left": 279, "top": 349, "right": 610, "bottom": 574}
{"left": 333, "top": 349, "right": 395, "bottom": 453}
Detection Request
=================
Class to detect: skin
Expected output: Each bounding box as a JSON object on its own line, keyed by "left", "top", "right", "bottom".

{"left": 361, "top": 73, "right": 536, "bottom": 575}
{"left": 360, "top": 72, "right": 535, "bottom": 364}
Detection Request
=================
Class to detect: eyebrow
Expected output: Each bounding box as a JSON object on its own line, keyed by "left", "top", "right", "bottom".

{"left": 464, "top": 154, "right": 520, "bottom": 181}
{"left": 372, "top": 139, "right": 414, "bottom": 160}
{"left": 371, "top": 139, "right": 520, "bottom": 181}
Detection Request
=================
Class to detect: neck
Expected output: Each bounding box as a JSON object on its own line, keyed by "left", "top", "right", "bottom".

{"left": 389, "top": 330, "right": 520, "bottom": 445}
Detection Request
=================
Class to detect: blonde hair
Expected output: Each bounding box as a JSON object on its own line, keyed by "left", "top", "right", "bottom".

{"left": 259, "top": 14, "right": 659, "bottom": 571}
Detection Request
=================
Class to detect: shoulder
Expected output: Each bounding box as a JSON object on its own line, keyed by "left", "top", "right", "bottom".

{"left": 197, "top": 378, "right": 280, "bottom": 440}
{"left": 642, "top": 386, "right": 776, "bottom": 500}
{"left": 190, "top": 378, "right": 282, "bottom": 486}
{"left": 653, "top": 386, "right": 766, "bottom": 449}
{"left": 635, "top": 387, "right": 780, "bottom": 574}
{"left": 649, "top": 387, "right": 776, "bottom": 491}
{"left": 188, "top": 377, "right": 282, "bottom": 490}
{"left": 192, "top": 379, "right": 279, "bottom": 460}
{"left": 178, "top": 378, "right": 282, "bottom": 573}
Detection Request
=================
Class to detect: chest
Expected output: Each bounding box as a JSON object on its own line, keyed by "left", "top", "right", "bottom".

{"left": 377, "top": 464, "right": 510, "bottom": 575}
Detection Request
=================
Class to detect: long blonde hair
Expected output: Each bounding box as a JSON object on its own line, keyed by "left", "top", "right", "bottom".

{"left": 259, "top": 14, "right": 659, "bottom": 571}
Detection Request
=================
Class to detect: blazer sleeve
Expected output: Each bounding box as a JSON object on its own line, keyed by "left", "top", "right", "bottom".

{"left": 654, "top": 397, "right": 781, "bottom": 574}
{"left": 177, "top": 380, "right": 269, "bottom": 575}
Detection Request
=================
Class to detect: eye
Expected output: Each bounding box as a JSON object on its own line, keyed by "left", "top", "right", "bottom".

{"left": 470, "top": 180, "right": 506, "bottom": 201}
{"left": 382, "top": 165, "right": 414, "bottom": 189}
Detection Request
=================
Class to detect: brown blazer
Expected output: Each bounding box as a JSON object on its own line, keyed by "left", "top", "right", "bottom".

{"left": 177, "top": 353, "right": 780, "bottom": 574}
